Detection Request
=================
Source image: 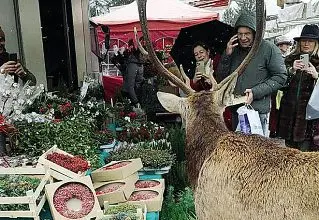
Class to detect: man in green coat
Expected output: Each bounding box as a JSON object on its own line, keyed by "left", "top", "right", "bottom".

{"left": 216, "top": 13, "right": 287, "bottom": 137}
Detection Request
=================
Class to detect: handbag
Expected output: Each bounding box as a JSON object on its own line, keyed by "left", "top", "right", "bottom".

{"left": 306, "top": 80, "right": 319, "bottom": 120}
{"left": 236, "top": 105, "right": 264, "bottom": 136}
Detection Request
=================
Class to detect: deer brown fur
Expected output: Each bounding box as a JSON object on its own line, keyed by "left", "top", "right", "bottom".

{"left": 137, "top": 0, "right": 319, "bottom": 219}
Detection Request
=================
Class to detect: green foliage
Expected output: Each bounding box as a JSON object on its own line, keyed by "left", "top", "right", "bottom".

{"left": 13, "top": 117, "right": 101, "bottom": 169}
{"left": 0, "top": 175, "right": 41, "bottom": 211}
{"left": 165, "top": 126, "right": 189, "bottom": 191}
{"left": 166, "top": 161, "right": 189, "bottom": 193}
{"left": 167, "top": 126, "right": 186, "bottom": 162}
{"left": 161, "top": 186, "right": 196, "bottom": 220}
{"left": 105, "top": 203, "right": 139, "bottom": 215}
{"left": 107, "top": 147, "right": 175, "bottom": 168}
{"left": 82, "top": 84, "right": 105, "bottom": 103}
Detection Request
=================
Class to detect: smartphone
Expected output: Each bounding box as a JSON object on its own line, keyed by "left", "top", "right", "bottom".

{"left": 300, "top": 54, "right": 309, "bottom": 67}
{"left": 9, "top": 53, "right": 18, "bottom": 62}
{"left": 196, "top": 61, "right": 207, "bottom": 78}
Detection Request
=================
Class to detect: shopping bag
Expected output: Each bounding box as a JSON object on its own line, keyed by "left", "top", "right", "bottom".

{"left": 306, "top": 81, "right": 319, "bottom": 120}
{"left": 236, "top": 105, "right": 264, "bottom": 136}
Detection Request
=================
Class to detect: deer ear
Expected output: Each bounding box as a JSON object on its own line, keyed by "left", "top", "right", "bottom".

{"left": 157, "top": 92, "right": 181, "bottom": 113}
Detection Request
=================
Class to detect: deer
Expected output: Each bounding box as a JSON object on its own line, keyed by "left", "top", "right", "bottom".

{"left": 136, "top": 0, "right": 319, "bottom": 219}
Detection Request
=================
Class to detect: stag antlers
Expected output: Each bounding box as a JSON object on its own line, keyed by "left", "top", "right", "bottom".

{"left": 137, "top": 0, "right": 265, "bottom": 106}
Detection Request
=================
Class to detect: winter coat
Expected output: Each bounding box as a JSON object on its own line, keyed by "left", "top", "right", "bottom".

{"left": 277, "top": 54, "right": 319, "bottom": 144}
{"left": 216, "top": 13, "right": 287, "bottom": 114}
{"left": 121, "top": 54, "right": 144, "bottom": 104}
{"left": 0, "top": 51, "right": 36, "bottom": 86}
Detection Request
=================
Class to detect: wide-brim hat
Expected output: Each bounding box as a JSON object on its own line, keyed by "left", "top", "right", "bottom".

{"left": 293, "top": 24, "right": 319, "bottom": 41}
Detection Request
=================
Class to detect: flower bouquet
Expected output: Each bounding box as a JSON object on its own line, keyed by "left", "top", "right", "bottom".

{"left": 0, "top": 75, "right": 44, "bottom": 119}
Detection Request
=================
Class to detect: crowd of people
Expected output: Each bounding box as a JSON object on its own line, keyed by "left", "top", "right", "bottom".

{"left": 109, "top": 13, "right": 318, "bottom": 152}
{"left": 189, "top": 14, "right": 319, "bottom": 151}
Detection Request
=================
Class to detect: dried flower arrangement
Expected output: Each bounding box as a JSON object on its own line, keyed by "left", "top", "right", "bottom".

{"left": 128, "top": 190, "right": 159, "bottom": 201}
{"left": 45, "top": 176, "right": 102, "bottom": 220}
{"left": 103, "top": 161, "right": 132, "bottom": 170}
{"left": 135, "top": 180, "right": 161, "bottom": 189}
{"left": 47, "top": 152, "right": 90, "bottom": 173}
{"left": 53, "top": 182, "right": 95, "bottom": 219}
{"left": 95, "top": 182, "right": 125, "bottom": 196}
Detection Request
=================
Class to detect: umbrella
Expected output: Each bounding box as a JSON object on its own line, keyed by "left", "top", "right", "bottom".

{"left": 170, "top": 20, "right": 234, "bottom": 78}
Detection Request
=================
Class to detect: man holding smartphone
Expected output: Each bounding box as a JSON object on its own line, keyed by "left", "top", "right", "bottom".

{"left": 0, "top": 26, "right": 36, "bottom": 86}
{"left": 215, "top": 12, "right": 287, "bottom": 137}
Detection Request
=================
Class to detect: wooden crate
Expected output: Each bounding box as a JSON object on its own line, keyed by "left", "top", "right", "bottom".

{"left": 45, "top": 176, "right": 103, "bottom": 220}
{"left": 0, "top": 173, "right": 52, "bottom": 220}
{"left": 101, "top": 202, "right": 147, "bottom": 220}
{"left": 38, "top": 145, "right": 88, "bottom": 180}
{"left": 0, "top": 164, "right": 46, "bottom": 175}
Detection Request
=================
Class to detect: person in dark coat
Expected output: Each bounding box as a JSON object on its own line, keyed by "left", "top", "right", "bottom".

{"left": 0, "top": 26, "right": 36, "bottom": 86}
{"left": 215, "top": 13, "right": 287, "bottom": 136}
{"left": 277, "top": 24, "right": 319, "bottom": 151}
{"left": 269, "top": 36, "right": 292, "bottom": 137}
{"left": 121, "top": 47, "right": 145, "bottom": 106}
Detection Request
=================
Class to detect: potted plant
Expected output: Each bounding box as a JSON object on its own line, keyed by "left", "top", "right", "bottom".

{"left": 106, "top": 147, "right": 175, "bottom": 172}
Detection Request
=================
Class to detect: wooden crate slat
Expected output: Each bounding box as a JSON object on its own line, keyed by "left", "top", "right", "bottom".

{"left": 0, "top": 173, "right": 52, "bottom": 219}
{"left": 0, "top": 211, "right": 34, "bottom": 217}
{"left": 0, "top": 166, "right": 45, "bottom": 175}
{"left": 0, "top": 196, "right": 31, "bottom": 204}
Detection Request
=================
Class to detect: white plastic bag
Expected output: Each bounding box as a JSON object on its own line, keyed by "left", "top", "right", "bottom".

{"left": 236, "top": 105, "right": 264, "bottom": 136}
{"left": 306, "top": 81, "right": 319, "bottom": 120}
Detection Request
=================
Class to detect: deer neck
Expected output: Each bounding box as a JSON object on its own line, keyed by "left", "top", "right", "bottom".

{"left": 184, "top": 105, "right": 229, "bottom": 187}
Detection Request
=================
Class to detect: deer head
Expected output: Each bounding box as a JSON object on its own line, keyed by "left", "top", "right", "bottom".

{"left": 137, "top": 0, "right": 265, "bottom": 186}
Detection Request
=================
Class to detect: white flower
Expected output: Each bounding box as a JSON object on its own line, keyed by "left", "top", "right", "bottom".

{"left": 17, "top": 99, "right": 25, "bottom": 105}
{"left": 27, "top": 117, "right": 32, "bottom": 123}
{"left": 124, "top": 116, "right": 131, "bottom": 122}
{"left": 26, "top": 89, "right": 32, "bottom": 95}
{"left": 39, "top": 84, "right": 45, "bottom": 91}
{"left": 26, "top": 99, "right": 32, "bottom": 105}
{"left": 15, "top": 110, "right": 22, "bottom": 115}
{"left": 87, "top": 101, "right": 93, "bottom": 108}
{"left": 5, "top": 90, "right": 11, "bottom": 96}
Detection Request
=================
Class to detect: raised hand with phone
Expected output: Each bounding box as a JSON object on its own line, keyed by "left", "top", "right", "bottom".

{"left": 0, "top": 26, "right": 36, "bottom": 85}
{"left": 193, "top": 42, "right": 213, "bottom": 89}
{"left": 226, "top": 35, "right": 239, "bottom": 56}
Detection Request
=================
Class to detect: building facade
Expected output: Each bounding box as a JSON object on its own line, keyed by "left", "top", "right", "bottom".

{"left": 0, "top": 0, "right": 92, "bottom": 90}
